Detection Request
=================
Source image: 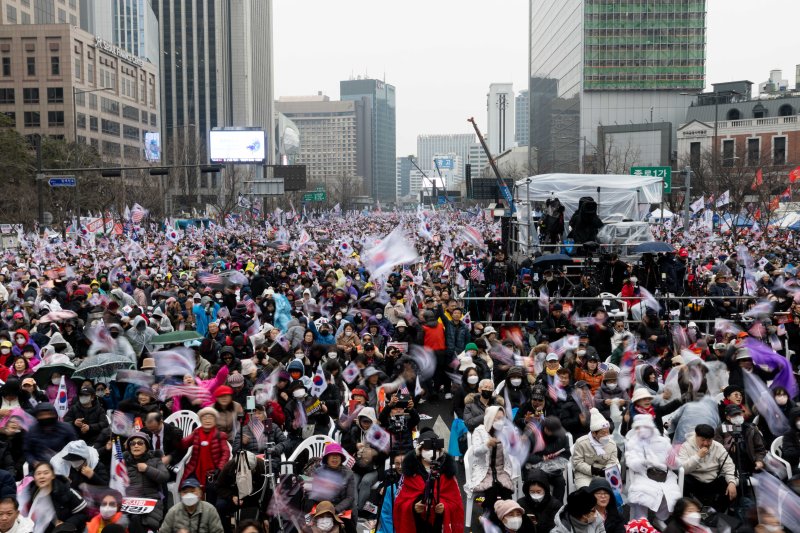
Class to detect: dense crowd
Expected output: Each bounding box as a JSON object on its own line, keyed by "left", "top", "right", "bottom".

{"left": 0, "top": 206, "right": 799, "bottom": 533}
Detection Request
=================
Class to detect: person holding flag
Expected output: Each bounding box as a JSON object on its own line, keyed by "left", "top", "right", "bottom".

{"left": 122, "top": 431, "right": 169, "bottom": 533}
{"left": 22, "top": 461, "right": 88, "bottom": 533}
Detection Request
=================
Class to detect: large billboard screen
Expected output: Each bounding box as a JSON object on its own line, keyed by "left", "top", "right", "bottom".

{"left": 144, "top": 132, "right": 161, "bottom": 162}
{"left": 209, "top": 128, "right": 266, "bottom": 164}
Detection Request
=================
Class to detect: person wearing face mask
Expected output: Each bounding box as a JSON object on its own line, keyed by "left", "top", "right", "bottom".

{"left": 283, "top": 380, "right": 330, "bottom": 444}
{"left": 625, "top": 415, "right": 681, "bottom": 523}
{"left": 663, "top": 497, "right": 710, "bottom": 533}
{"left": 593, "top": 370, "right": 629, "bottom": 424}
{"left": 714, "top": 403, "right": 766, "bottom": 479}
{"left": 467, "top": 406, "right": 516, "bottom": 525}
{"left": 160, "top": 477, "right": 224, "bottom": 533}
{"left": 91, "top": 323, "right": 136, "bottom": 364}
{"left": 23, "top": 403, "right": 77, "bottom": 465}
{"left": 0, "top": 341, "right": 13, "bottom": 368}
{"left": 552, "top": 487, "right": 605, "bottom": 533}
{"left": 336, "top": 322, "right": 361, "bottom": 358}
{"left": 517, "top": 470, "right": 560, "bottom": 533}
{"left": 454, "top": 365, "right": 481, "bottom": 420}
{"left": 757, "top": 386, "right": 795, "bottom": 443}
{"left": 85, "top": 490, "right": 124, "bottom": 533}
{"left": 309, "top": 501, "right": 344, "bottom": 532}
{"left": 464, "top": 379, "right": 505, "bottom": 432}
{"left": 491, "top": 499, "right": 533, "bottom": 532}
{"left": 393, "top": 428, "right": 463, "bottom": 533}
{"left": 572, "top": 408, "right": 619, "bottom": 489}
{"left": 503, "top": 366, "right": 530, "bottom": 410}
{"left": 63, "top": 386, "right": 108, "bottom": 446}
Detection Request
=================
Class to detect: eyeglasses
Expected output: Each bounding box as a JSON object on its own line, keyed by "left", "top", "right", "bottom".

{"left": 129, "top": 440, "right": 146, "bottom": 447}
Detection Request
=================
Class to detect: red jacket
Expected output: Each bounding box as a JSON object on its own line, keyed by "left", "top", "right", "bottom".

{"left": 422, "top": 322, "right": 446, "bottom": 351}
{"left": 180, "top": 426, "right": 229, "bottom": 485}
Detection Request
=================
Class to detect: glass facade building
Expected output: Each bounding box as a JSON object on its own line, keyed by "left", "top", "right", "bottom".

{"left": 529, "top": 0, "right": 706, "bottom": 173}
{"left": 341, "top": 79, "right": 396, "bottom": 203}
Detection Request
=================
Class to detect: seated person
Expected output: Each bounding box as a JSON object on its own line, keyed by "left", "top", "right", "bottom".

{"left": 571, "top": 409, "right": 619, "bottom": 489}
{"left": 678, "top": 423, "right": 737, "bottom": 513}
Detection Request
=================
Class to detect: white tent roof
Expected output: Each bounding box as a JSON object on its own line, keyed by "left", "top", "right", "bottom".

{"left": 648, "top": 208, "right": 675, "bottom": 219}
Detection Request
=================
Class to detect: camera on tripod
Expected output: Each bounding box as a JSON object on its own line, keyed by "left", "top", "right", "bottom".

{"left": 722, "top": 423, "right": 743, "bottom": 437}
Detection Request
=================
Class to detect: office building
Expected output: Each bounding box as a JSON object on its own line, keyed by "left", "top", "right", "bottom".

{"left": 341, "top": 77, "right": 396, "bottom": 203}
{"left": 487, "top": 83, "right": 515, "bottom": 157}
{"left": 395, "top": 156, "right": 412, "bottom": 199}
{"left": 151, "top": 0, "right": 275, "bottom": 209}
{"left": 0, "top": 23, "right": 160, "bottom": 163}
{"left": 0, "top": 0, "right": 80, "bottom": 26}
{"left": 469, "top": 142, "right": 490, "bottom": 178}
{"left": 275, "top": 94, "right": 367, "bottom": 193}
{"left": 80, "top": 0, "right": 160, "bottom": 66}
{"left": 515, "top": 89, "right": 529, "bottom": 147}
{"left": 529, "top": 0, "right": 706, "bottom": 172}
{"left": 416, "top": 133, "right": 474, "bottom": 171}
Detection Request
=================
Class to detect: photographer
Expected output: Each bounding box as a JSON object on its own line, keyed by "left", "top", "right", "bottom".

{"left": 714, "top": 404, "right": 766, "bottom": 479}
{"left": 378, "top": 391, "right": 419, "bottom": 453}
{"left": 393, "top": 429, "right": 463, "bottom": 533}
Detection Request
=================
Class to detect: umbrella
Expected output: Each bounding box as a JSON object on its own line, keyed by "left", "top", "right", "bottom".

{"left": 532, "top": 253, "right": 576, "bottom": 270}
{"left": 633, "top": 241, "right": 675, "bottom": 254}
{"left": 33, "top": 357, "right": 76, "bottom": 389}
{"left": 38, "top": 310, "right": 78, "bottom": 323}
{"left": 72, "top": 353, "right": 135, "bottom": 384}
{"left": 151, "top": 330, "right": 204, "bottom": 346}
{"left": 220, "top": 270, "right": 249, "bottom": 286}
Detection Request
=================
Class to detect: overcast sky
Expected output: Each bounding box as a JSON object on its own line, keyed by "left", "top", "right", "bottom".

{"left": 273, "top": 0, "right": 800, "bottom": 156}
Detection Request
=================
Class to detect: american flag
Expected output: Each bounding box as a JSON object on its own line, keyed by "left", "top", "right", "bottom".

{"left": 198, "top": 272, "right": 223, "bottom": 285}
{"left": 402, "top": 264, "right": 413, "bottom": 279}
{"left": 130, "top": 203, "right": 147, "bottom": 223}
{"left": 248, "top": 416, "right": 266, "bottom": 448}
{"left": 469, "top": 261, "right": 483, "bottom": 281}
{"left": 547, "top": 382, "right": 558, "bottom": 402}
{"left": 400, "top": 384, "right": 410, "bottom": 396}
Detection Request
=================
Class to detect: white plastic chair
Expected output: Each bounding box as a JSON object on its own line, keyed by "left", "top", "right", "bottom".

{"left": 493, "top": 381, "right": 506, "bottom": 397}
{"left": 566, "top": 433, "right": 575, "bottom": 496}
{"left": 770, "top": 436, "right": 794, "bottom": 479}
{"left": 678, "top": 466, "right": 685, "bottom": 494}
{"left": 280, "top": 434, "right": 336, "bottom": 475}
{"left": 167, "top": 445, "right": 193, "bottom": 505}
{"left": 464, "top": 448, "right": 475, "bottom": 528}
{"left": 165, "top": 410, "right": 200, "bottom": 438}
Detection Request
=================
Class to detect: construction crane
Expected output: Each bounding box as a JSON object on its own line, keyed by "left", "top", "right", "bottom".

{"left": 467, "top": 117, "right": 516, "bottom": 214}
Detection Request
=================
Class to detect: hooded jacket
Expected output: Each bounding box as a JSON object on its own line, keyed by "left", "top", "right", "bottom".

{"left": 126, "top": 315, "right": 157, "bottom": 357}
{"left": 780, "top": 407, "right": 800, "bottom": 473}
{"left": 551, "top": 504, "right": 606, "bottom": 533}
{"left": 518, "top": 470, "right": 561, "bottom": 533}
{"left": 467, "top": 405, "right": 515, "bottom": 491}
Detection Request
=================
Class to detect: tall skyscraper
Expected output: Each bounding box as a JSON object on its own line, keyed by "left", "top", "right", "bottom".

{"left": 529, "top": 0, "right": 706, "bottom": 173}
{"left": 487, "top": 83, "right": 515, "bottom": 157}
{"left": 80, "top": 0, "right": 159, "bottom": 66}
{"left": 515, "top": 90, "right": 529, "bottom": 147}
{"left": 416, "top": 133, "right": 474, "bottom": 171}
{"left": 341, "top": 78, "right": 396, "bottom": 203}
{"left": 395, "top": 156, "right": 412, "bottom": 199}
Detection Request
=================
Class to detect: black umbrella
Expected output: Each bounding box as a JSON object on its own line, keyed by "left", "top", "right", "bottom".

{"left": 633, "top": 241, "right": 675, "bottom": 254}
{"left": 532, "top": 254, "right": 576, "bottom": 271}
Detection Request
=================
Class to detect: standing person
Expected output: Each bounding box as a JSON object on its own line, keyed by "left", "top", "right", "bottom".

{"left": 393, "top": 429, "right": 464, "bottom": 533}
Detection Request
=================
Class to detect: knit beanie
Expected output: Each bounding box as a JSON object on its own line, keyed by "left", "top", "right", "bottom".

{"left": 589, "top": 407, "right": 609, "bottom": 432}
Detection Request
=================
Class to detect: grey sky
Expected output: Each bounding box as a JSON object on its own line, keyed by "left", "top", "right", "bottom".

{"left": 273, "top": 0, "right": 800, "bottom": 156}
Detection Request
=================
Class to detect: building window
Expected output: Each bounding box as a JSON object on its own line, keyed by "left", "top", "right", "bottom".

{"left": 102, "top": 140, "right": 120, "bottom": 156}
{"left": 90, "top": 138, "right": 98, "bottom": 149}
{"left": 3, "top": 111, "right": 15, "bottom": 123}
{"left": 47, "top": 110, "right": 64, "bottom": 126}
{"left": 1, "top": 57, "right": 10, "bottom": 77}
{"left": 22, "top": 87, "right": 39, "bottom": 104}
{"left": 6, "top": 5, "right": 17, "bottom": 23}
{"left": 26, "top": 57, "right": 35, "bottom": 76}
{"left": 779, "top": 104, "right": 795, "bottom": 117}
{"left": 73, "top": 57, "right": 81, "bottom": 80}
{"left": 150, "top": 113, "right": 156, "bottom": 126}
{"left": 50, "top": 56, "right": 60, "bottom": 76}
{"left": 727, "top": 109, "right": 741, "bottom": 121}
{"left": 74, "top": 91, "right": 84, "bottom": 106}
{"left": 123, "top": 124, "right": 139, "bottom": 140}
{"left": 101, "top": 118, "right": 120, "bottom": 136}
{"left": 122, "top": 105, "right": 138, "bottom": 121}
{"left": 57, "top": 8, "right": 66, "bottom": 23}
{"left": 89, "top": 116, "right": 98, "bottom": 131}
{"left": 722, "top": 139, "right": 735, "bottom": 167}
{"left": 123, "top": 145, "right": 139, "bottom": 160}
{"left": 0, "top": 88, "right": 14, "bottom": 104}
{"left": 747, "top": 138, "right": 760, "bottom": 165}
{"left": 689, "top": 142, "right": 701, "bottom": 170}
{"left": 46, "top": 87, "right": 63, "bottom": 103}
{"left": 89, "top": 93, "right": 97, "bottom": 109}
{"left": 21, "top": 12, "right": 30, "bottom": 24}
{"left": 774, "top": 137, "right": 787, "bottom": 165}
{"left": 23, "top": 111, "right": 40, "bottom": 127}
{"left": 87, "top": 64, "right": 94, "bottom": 84}
{"left": 76, "top": 113, "right": 85, "bottom": 129}
{"left": 101, "top": 97, "right": 119, "bottom": 115}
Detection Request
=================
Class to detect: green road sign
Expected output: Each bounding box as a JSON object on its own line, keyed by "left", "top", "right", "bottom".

{"left": 630, "top": 166, "right": 671, "bottom": 193}
{"left": 303, "top": 191, "right": 327, "bottom": 202}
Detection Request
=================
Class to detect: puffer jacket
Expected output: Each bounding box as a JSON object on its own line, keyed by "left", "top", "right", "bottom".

{"left": 124, "top": 450, "right": 170, "bottom": 499}
{"left": 463, "top": 392, "right": 505, "bottom": 432}
{"left": 571, "top": 433, "right": 619, "bottom": 489}
{"left": 518, "top": 470, "right": 561, "bottom": 533}
{"left": 307, "top": 463, "right": 356, "bottom": 514}
{"left": 467, "top": 406, "right": 515, "bottom": 491}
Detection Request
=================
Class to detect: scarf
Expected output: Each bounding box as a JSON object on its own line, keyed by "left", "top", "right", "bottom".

{"left": 634, "top": 404, "right": 655, "bottom": 418}
{"left": 588, "top": 433, "right": 607, "bottom": 455}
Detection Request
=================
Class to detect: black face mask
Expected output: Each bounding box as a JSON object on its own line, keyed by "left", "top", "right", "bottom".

{"left": 38, "top": 417, "right": 56, "bottom": 427}
{"left": 481, "top": 390, "right": 493, "bottom": 400}
{"left": 110, "top": 331, "right": 120, "bottom": 339}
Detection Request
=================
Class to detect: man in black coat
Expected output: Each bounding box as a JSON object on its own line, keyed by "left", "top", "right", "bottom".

{"left": 143, "top": 412, "right": 186, "bottom": 478}
{"left": 23, "top": 403, "right": 77, "bottom": 465}
{"left": 63, "top": 387, "right": 109, "bottom": 446}
{"left": 541, "top": 303, "right": 573, "bottom": 342}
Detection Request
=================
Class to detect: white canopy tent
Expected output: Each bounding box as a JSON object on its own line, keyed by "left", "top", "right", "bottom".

{"left": 514, "top": 173, "right": 664, "bottom": 251}
{"left": 647, "top": 208, "right": 675, "bottom": 221}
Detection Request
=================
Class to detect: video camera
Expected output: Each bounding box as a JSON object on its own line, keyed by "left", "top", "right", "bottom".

{"left": 420, "top": 437, "right": 445, "bottom": 451}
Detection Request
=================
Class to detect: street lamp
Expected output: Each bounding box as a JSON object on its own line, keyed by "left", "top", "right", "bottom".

{"left": 72, "top": 86, "right": 113, "bottom": 143}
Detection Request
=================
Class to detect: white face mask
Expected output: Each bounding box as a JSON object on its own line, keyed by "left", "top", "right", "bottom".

{"left": 181, "top": 493, "right": 200, "bottom": 507}
{"left": 467, "top": 375, "right": 479, "bottom": 385}
{"left": 492, "top": 420, "right": 505, "bottom": 431}
{"left": 0, "top": 348, "right": 9, "bottom": 355}
{"left": 731, "top": 416, "right": 744, "bottom": 426}
{"left": 529, "top": 492, "right": 545, "bottom": 502}
{"left": 606, "top": 383, "right": 617, "bottom": 391}
{"left": 598, "top": 435, "right": 610, "bottom": 445}
{"left": 776, "top": 395, "right": 788, "bottom": 406}
{"left": 292, "top": 389, "right": 306, "bottom": 399}
{"left": 345, "top": 330, "right": 353, "bottom": 336}
{"left": 79, "top": 395, "right": 92, "bottom": 405}
{"left": 683, "top": 512, "right": 702, "bottom": 526}
{"left": 421, "top": 449, "right": 435, "bottom": 461}
{"left": 636, "top": 426, "right": 654, "bottom": 439}
{"left": 51, "top": 377, "right": 61, "bottom": 385}
{"left": 503, "top": 516, "right": 523, "bottom": 531}
{"left": 510, "top": 378, "right": 522, "bottom": 387}
{"left": 99, "top": 504, "right": 117, "bottom": 519}
{"left": 15, "top": 338, "right": 25, "bottom": 345}
{"left": 316, "top": 517, "right": 334, "bottom": 532}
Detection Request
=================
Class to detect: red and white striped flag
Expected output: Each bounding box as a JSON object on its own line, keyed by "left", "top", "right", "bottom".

{"left": 198, "top": 272, "right": 223, "bottom": 285}
{"left": 110, "top": 437, "right": 129, "bottom": 497}
{"left": 130, "top": 203, "right": 148, "bottom": 223}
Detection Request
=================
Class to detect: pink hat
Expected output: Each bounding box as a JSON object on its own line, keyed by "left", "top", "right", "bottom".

{"left": 493, "top": 499, "right": 523, "bottom": 520}
{"left": 322, "top": 442, "right": 344, "bottom": 459}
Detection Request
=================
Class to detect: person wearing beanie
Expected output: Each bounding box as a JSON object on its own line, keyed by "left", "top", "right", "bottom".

{"left": 180, "top": 404, "right": 230, "bottom": 497}
{"left": 123, "top": 431, "right": 169, "bottom": 531}
{"left": 592, "top": 368, "right": 628, "bottom": 423}
{"left": 677, "top": 424, "right": 737, "bottom": 513}
{"left": 517, "top": 469, "right": 561, "bottom": 533}
{"left": 491, "top": 499, "right": 531, "bottom": 532}
{"left": 625, "top": 414, "right": 681, "bottom": 523}
{"left": 571, "top": 408, "right": 619, "bottom": 489}
{"left": 552, "top": 487, "right": 605, "bottom": 533}
{"left": 393, "top": 428, "right": 463, "bottom": 533}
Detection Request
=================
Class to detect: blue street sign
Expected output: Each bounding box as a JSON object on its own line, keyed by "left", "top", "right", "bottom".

{"left": 47, "top": 176, "right": 76, "bottom": 187}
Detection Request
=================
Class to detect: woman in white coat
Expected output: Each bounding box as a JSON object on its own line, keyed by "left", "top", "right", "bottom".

{"left": 467, "top": 405, "right": 516, "bottom": 524}
{"left": 625, "top": 414, "right": 681, "bottom": 522}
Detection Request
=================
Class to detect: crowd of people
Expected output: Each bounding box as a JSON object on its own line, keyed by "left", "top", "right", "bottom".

{"left": 0, "top": 206, "right": 799, "bottom": 533}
